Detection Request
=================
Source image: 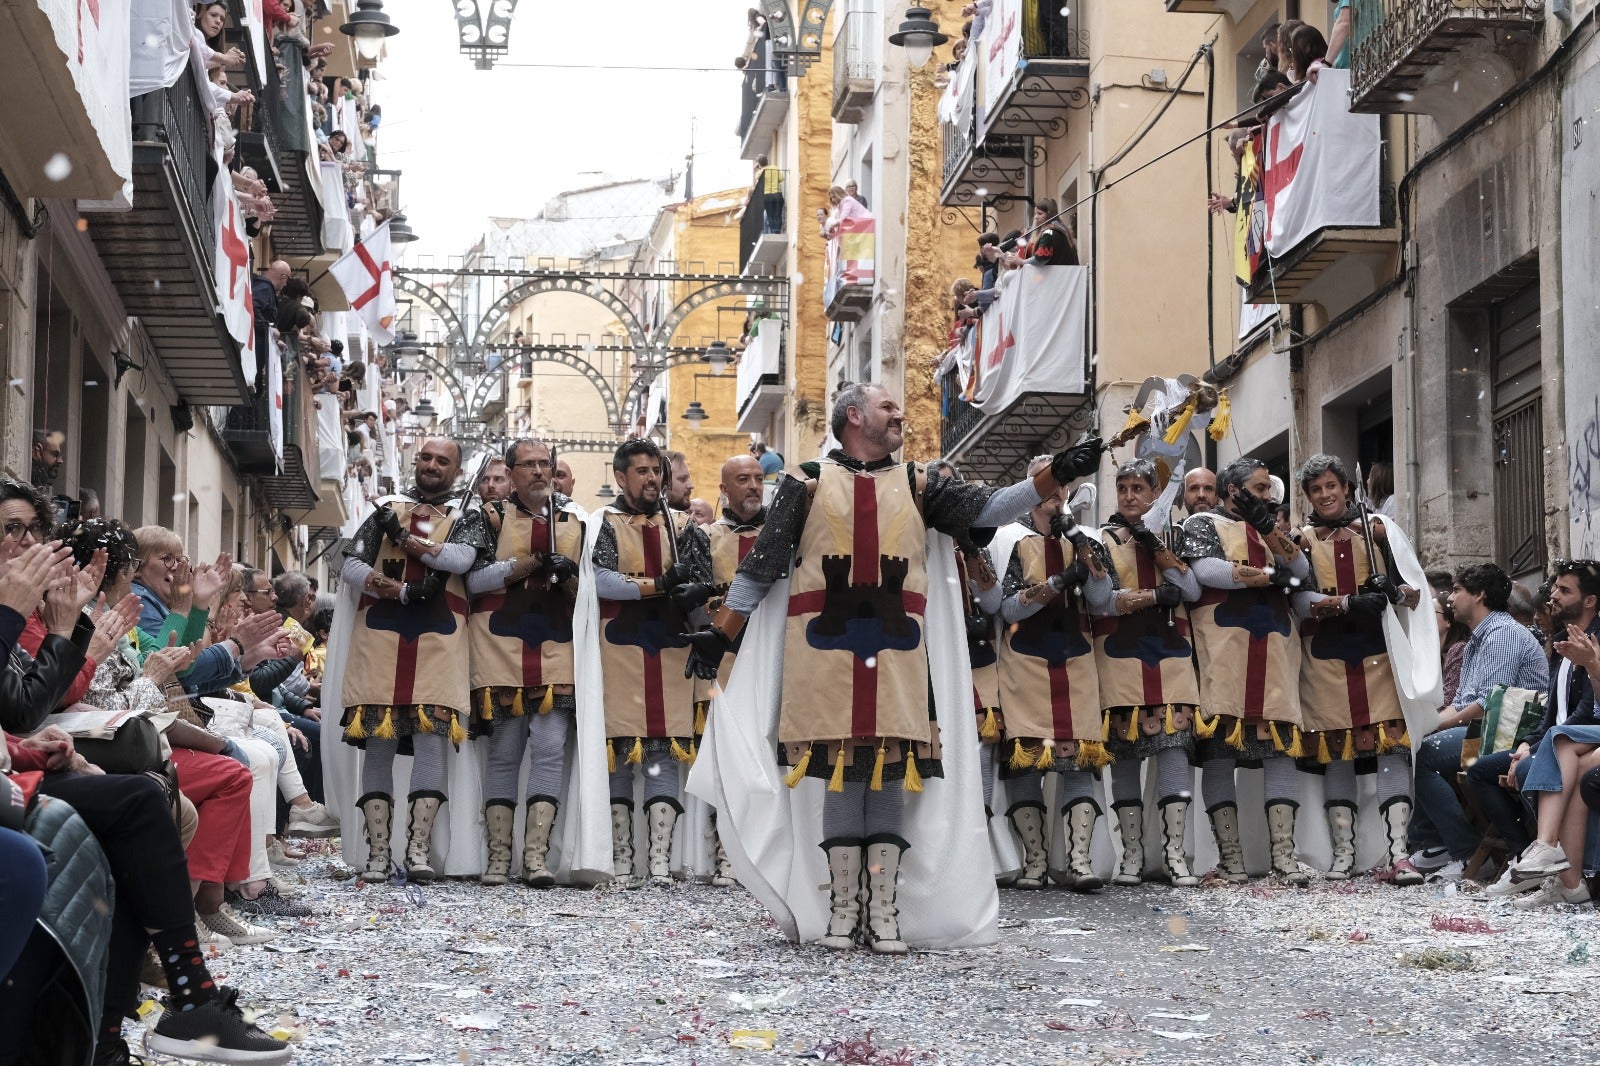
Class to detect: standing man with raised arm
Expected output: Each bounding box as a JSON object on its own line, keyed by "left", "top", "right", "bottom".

{"left": 684, "top": 382, "right": 1103, "bottom": 953}
{"left": 339, "top": 437, "right": 483, "bottom": 883}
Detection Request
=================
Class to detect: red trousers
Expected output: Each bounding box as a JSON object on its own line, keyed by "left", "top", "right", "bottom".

{"left": 170, "top": 747, "right": 253, "bottom": 884}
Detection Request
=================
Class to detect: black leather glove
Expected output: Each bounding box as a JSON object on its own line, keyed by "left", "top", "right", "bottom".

{"left": 656, "top": 563, "right": 691, "bottom": 596}
{"left": 1048, "top": 511, "right": 1078, "bottom": 540}
{"left": 965, "top": 613, "right": 993, "bottom": 642}
{"left": 544, "top": 553, "right": 579, "bottom": 587}
{"left": 401, "top": 569, "right": 444, "bottom": 604}
{"left": 1232, "top": 490, "right": 1278, "bottom": 537}
{"left": 1362, "top": 572, "right": 1402, "bottom": 605}
{"left": 1132, "top": 524, "right": 1167, "bottom": 558}
{"left": 1345, "top": 591, "right": 1388, "bottom": 617}
{"left": 1267, "top": 565, "right": 1299, "bottom": 591}
{"left": 1050, "top": 436, "right": 1104, "bottom": 484}
{"left": 1054, "top": 559, "right": 1089, "bottom": 592}
{"left": 376, "top": 503, "right": 408, "bottom": 546}
{"left": 669, "top": 581, "right": 717, "bottom": 613}
{"left": 1153, "top": 582, "right": 1183, "bottom": 609}
{"left": 683, "top": 626, "right": 734, "bottom": 681}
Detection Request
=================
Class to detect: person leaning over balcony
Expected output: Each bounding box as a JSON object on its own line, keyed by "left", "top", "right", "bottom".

{"left": 194, "top": 1, "right": 246, "bottom": 72}
{"left": 1289, "top": 24, "right": 1329, "bottom": 85}
{"left": 1408, "top": 564, "right": 1548, "bottom": 880}
{"left": 754, "top": 156, "right": 784, "bottom": 235}
{"left": 1021, "top": 199, "right": 1077, "bottom": 266}
{"left": 1276, "top": 19, "right": 1307, "bottom": 81}
{"left": 845, "top": 180, "right": 868, "bottom": 210}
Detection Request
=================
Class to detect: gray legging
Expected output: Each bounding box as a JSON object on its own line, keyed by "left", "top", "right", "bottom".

{"left": 1006, "top": 766, "right": 1098, "bottom": 811}
{"left": 1109, "top": 748, "right": 1194, "bottom": 805}
{"left": 609, "top": 745, "right": 679, "bottom": 806}
{"left": 1322, "top": 754, "right": 1411, "bottom": 806}
{"left": 484, "top": 697, "right": 573, "bottom": 803}
{"left": 360, "top": 731, "right": 450, "bottom": 798}
{"left": 821, "top": 780, "right": 905, "bottom": 842}
{"left": 978, "top": 743, "right": 996, "bottom": 811}
{"left": 1202, "top": 754, "right": 1300, "bottom": 809}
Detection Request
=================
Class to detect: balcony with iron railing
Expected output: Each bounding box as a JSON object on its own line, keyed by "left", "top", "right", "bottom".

{"left": 978, "top": 0, "right": 1090, "bottom": 144}
{"left": 739, "top": 168, "right": 789, "bottom": 276}
{"left": 940, "top": 53, "right": 1027, "bottom": 207}
{"left": 1349, "top": 0, "right": 1543, "bottom": 114}
{"left": 736, "top": 316, "right": 786, "bottom": 433}
{"left": 268, "top": 37, "right": 327, "bottom": 258}
{"left": 823, "top": 206, "right": 875, "bottom": 323}
{"left": 220, "top": 337, "right": 322, "bottom": 509}
{"left": 832, "top": 7, "right": 879, "bottom": 125}
{"left": 1164, "top": 0, "right": 1254, "bottom": 14}
{"left": 736, "top": 35, "right": 791, "bottom": 161}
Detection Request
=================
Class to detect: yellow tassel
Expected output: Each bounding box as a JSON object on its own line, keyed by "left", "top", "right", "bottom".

{"left": 607, "top": 742, "right": 617, "bottom": 774}
{"left": 828, "top": 747, "right": 847, "bottom": 793}
{"left": 1076, "top": 740, "right": 1113, "bottom": 769}
{"left": 1271, "top": 722, "right": 1287, "bottom": 753}
{"left": 670, "top": 737, "right": 694, "bottom": 763}
{"left": 537, "top": 686, "right": 554, "bottom": 714}
{"left": 627, "top": 737, "right": 644, "bottom": 765}
{"left": 344, "top": 711, "right": 367, "bottom": 740}
{"left": 1124, "top": 711, "right": 1139, "bottom": 742}
{"left": 372, "top": 707, "right": 395, "bottom": 740}
{"left": 449, "top": 714, "right": 467, "bottom": 746}
{"left": 1100, "top": 713, "right": 1111, "bottom": 742}
{"left": 416, "top": 708, "right": 434, "bottom": 734}
{"left": 695, "top": 702, "right": 708, "bottom": 735}
{"left": 1009, "top": 740, "right": 1035, "bottom": 770}
{"left": 1035, "top": 743, "right": 1054, "bottom": 770}
{"left": 1117, "top": 408, "right": 1150, "bottom": 440}
{"left": 978, "top": 707, "right": 999, "bottom": 742}
{"left": 1394, "top": 726, "right": 1411, "bottom": 749}
{"left": 902, "top": 750, "right": 924, "bottom": 793}
{"left": 870, "top": 744, "right": 886, "bottom": 792}
{"left": 480, "top": 689, "right": 492, "bottom": 717}
{"left": 783, "top": 747, "right": 813, "bottom": 788}
{"left": 1285, "top": 727, "right": 1305, "bottom": 759}
{"left": 1317, "top": 731, "right": 1332, "bottom": 764}
{"left": 1342, "top": 730, "right": 1356, "bottom": 761}
{"left": 1164, "top": 705, "right": 1176, "bottom": 735}
{"left": 1193, "top": 711, "right": 1218, "bottom": 738}
{"left": 512, "top": 689, "right": 525, "bottom": 717}
{"left": 1208, "top": 392, "right": 1232, "bottom": 441}
{"left": 1163, "top": 398, "right": 1198, "bottom": 446}
{"left": 1224, "top": 716, "right": 1245, "bottom": 749}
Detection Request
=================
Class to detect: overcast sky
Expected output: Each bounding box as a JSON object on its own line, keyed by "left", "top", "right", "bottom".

{"left": 370, "top": 0, "right": 760, "bottom": 263}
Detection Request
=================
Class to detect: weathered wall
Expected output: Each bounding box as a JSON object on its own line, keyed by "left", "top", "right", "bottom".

{"left": 1563, "top": 53, "right": 1600, "bottom": 555}
{"left": 783, "top": 30, "right": 837, "bottom": 460}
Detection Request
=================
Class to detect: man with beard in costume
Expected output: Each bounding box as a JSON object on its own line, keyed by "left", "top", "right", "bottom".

{"left": 684, "top": 383, "right": 1103, "bottom": 953}
{"left": 1094, "top": 459, "right": 1203, "bottom": 888}
{"left": 693, "top": 453, "right": 770, "bottom": 886}
{"left": 1180, "top": 456, "right": 1311, "bottom": 884}
{"left": 341, "top": 437, "right": 484, "bottom": 882}
{"left": 463, "top": 438, "right": 586, "bottom": 887}
{"left": 1292, "top": 454, "right": 1429, "bottom": 884}
{"left": 588, "top": 439, "right": 715, "bottom": 882}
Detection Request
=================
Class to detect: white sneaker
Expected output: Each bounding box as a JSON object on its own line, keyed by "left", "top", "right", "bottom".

{"left": 1410, "top": 847, "right": 1451, "bottom": 872}
{"left": 194, "top": 911, "right": 231, "bottom": 951}
{"left": 1483, "top": 866, "right": 1543, "bottom": 898}
{"left": 1424, "top": 860, "right": 1464, "bottom": 883}
{"left": 200, "top": 904, "right": 275, "bottom": 946}
{"left": 1512, "top": 876, "right": 1592, "bottom": 910}
{"left": 1510, "top": 840, "right": 1570, "bottom": 881}
{"left": 286, "top": 801, "right": 340, "bottom": 838}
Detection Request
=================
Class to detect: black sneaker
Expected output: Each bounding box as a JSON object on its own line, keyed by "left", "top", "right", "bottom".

{"left": 228, "top": 885, "right": 313, "bottom": 919}
{"left": 93, "top": 1036, "right": 148, "bottom": 1066}
{"left": 148, "top": 987, "right": 291, "bottom": 1064}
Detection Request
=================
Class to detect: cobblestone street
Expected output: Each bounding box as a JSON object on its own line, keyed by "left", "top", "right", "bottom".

{"left": 135, "top": 851, "right": 1600, "bottom": 1065}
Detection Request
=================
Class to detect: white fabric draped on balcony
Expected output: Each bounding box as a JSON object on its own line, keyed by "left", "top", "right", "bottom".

{"left": 314, "top": 393, "right": 344, "bottom": 482}
{"left": 1260, "top": 69, "right": 1381, "bottom": 256}
{"left": 129, "top": 0, "right": 191, "bottom": 95}
{"left": 949, "top": 263, "right": 1088, "bottom": 414}
{"left": 320, "top": 161, "right": 353, "bottom": 253}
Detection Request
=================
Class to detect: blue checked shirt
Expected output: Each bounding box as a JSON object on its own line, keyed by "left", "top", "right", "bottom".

{"left": 1454, "top": 611, "right": 1549, "bottom": 709}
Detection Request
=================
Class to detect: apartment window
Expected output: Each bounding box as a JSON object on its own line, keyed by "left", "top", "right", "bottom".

{"left": 1491, "top": 280, "right": 1544, "bottom": 576}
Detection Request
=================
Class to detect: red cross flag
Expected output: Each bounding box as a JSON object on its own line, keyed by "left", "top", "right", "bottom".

{"left": 212, "top": 167, "right": 257, "bottom": 382}
{"left": 330, "top": 221, "right": 397, "bottom": 346}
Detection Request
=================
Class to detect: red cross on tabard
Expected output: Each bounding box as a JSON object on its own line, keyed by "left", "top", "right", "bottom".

{"left": 351, "top": 241, "right": 391, "bottom": 311}
{"left": 77, "top": 0, "right": 100, "bottom": 64}
{"left": 221, "top": 206, "right": 249, "bottom": 299}
{"left": 1261, "top": 121, "right": 1304, "bottom": 245}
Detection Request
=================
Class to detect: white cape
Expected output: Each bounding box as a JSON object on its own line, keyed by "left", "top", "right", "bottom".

{"left": 688, "top": 531, "right": 998, "bottom": 948}
{"left": 325, "top": 503, "right": 612, "bottom": 884}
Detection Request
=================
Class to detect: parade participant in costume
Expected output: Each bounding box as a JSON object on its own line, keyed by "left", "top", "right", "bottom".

{"left": 463, "top": 438, "right": 587, "bottom": 887}
{"left": 958, "top": 538, "right": 1003, "bottom": 824}
{"left": 1291, "top": 454, "right": 1433, "bottom": 884}
{"left": 1095, "top": 459, "right": 1204, "bottom": 887}
{"left": 995, "top": 460, "right": 1114, "bottom": 892}
{"left": 663, "top": 449, "right": 694, "bottom": 512}
{"left": 339, "top": 437, "right": 482, "bottom": 883}
{"left": 1180, "top": 456, "right": 1311, "bottom": 883}
{"left": 694, "top": 454, "right": 769, "bottom": 887}
{"left": 580, "top": 439, "right": 714, "bottom": 882}
{"left": 685, "top": 383, "right": 1103, "bottom": 953}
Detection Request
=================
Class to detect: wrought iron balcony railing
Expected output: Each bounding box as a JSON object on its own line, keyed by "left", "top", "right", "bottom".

{"left": 1350, "top": 0, "right": 1544, "bottom": 113}
{"left": 832, "top": 7, "right": 878, "bottom": 124}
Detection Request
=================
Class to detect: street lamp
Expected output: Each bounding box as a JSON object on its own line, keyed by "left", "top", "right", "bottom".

{"left": 388, "top": 213, "right": 418, "bottom": 243}
{"left": 888, "top": 6, "right": 948, "bottom": 70}
{"left": 596, "top": 484, "right": 616, "bottom": 501}
{"left": 341, "top": 0, "right": 400, "bottom": 62}
{"left": 703, "top": 340, "right": 733, "bottom": 376}
{"left": 681, "top": 400, "right": 709, "bottom": 432}
{"left": 412, "top": 396, "right": 438, "bottom": 422}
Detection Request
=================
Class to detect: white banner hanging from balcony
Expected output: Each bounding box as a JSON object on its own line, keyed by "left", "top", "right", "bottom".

{"left": 242, "top": 0, "right": 267, "bottom": 84}
{"left": 965, "top": 263, "right": 1087, "bottom": 414}
{"left": 267, "top": 325, "right": 283, "bottom": 470}
{"left": 130, "top": 0, "right": 197, "bottom": 95}
{"left": 1261, "top": 68, "right": 1380, "bottom": 257}
{"left": 211, "top": 165, "right": 258, "bottom": 382}
{"left": 330, "top": 221, "right": 397, "bottom": 346}
{"left": 981, "top": 0, "right": 1023, "bottom": 126}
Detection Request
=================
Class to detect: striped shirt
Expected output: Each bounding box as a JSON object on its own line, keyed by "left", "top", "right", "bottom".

{"left": 1455, "top": 611, "right": 1548, "bottom": 709}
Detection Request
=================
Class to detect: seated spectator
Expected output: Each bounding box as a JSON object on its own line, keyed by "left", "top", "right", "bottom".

{"left": 1467, "top": 561, "right": 1600, "bottom": 897}
{"left": 1409, "top": 563, "right": 1548, "bottom": 880}
{"left": 1437, "top": 592, "right": 1470, "bottom": 707}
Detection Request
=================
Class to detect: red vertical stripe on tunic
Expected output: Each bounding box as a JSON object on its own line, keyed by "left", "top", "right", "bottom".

{"left": 850, "top": 475, "right": 882, "bottom": 737}
{"left": 1242, "top": 524, "right": 1270, "bottom": 718}
{"left": 521, "top": 518, "right": 544, "bottom": 688}
{"left": 736, "top": 534, "right": 756, "bottom": 563}
{"left": 1333, "top": 540, "right": 1371, "bottom": 727}
{"left": 1133, "top": 541, "right": 1164, "bottom": 705}
{"left": 641, "top": 522, "right": 666, "bottom": 734}
{"left": 391, "top": 512, "right": 431, "bottom": 705}
{"left": 1043, "top": 538, "right": 1076, "bottom": 737}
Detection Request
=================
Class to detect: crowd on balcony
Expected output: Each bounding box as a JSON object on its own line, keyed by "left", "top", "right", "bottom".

{"left": 733, "top": 7, "right": 788, "bottom": 95}
{"left": 946, "top": 198, "right": 1080, "bottom": 342}
{"left": 0, "top": 460, "right": 353, "bottom": 1061}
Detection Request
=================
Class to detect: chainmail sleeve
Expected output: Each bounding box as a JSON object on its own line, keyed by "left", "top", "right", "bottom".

{"left": 676, "top": 519, "right": 714, "bottom": 582}
{"left": 458, "top": 505, "right": 498, "bottom": 571}
{"left": 920, "top": 467, "right": 996, "bottom": 543}
{"left": 344, "top": 510, "right": 383, "bottom": 568}
{"left": 1178, "top": 514, "right": 1226, "bottom": 564}
{"left": 733, "top": 473, "right": 807, "bottom": 589}
{"left": 591, "top": 517, "right": 620, "bottom": 572}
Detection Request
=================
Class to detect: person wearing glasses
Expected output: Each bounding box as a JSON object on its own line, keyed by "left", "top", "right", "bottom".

{"left": 1290, "top": 454, "right": 1435, "bottom": 886}
{"left": 580, "top": 439, "right": 715, "bottom": 884}
{"left": 335, "top": 437, "right": 484, "bottom": 885}
{"left": 461, "top": 438, "right": 604, "bottom": 888}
